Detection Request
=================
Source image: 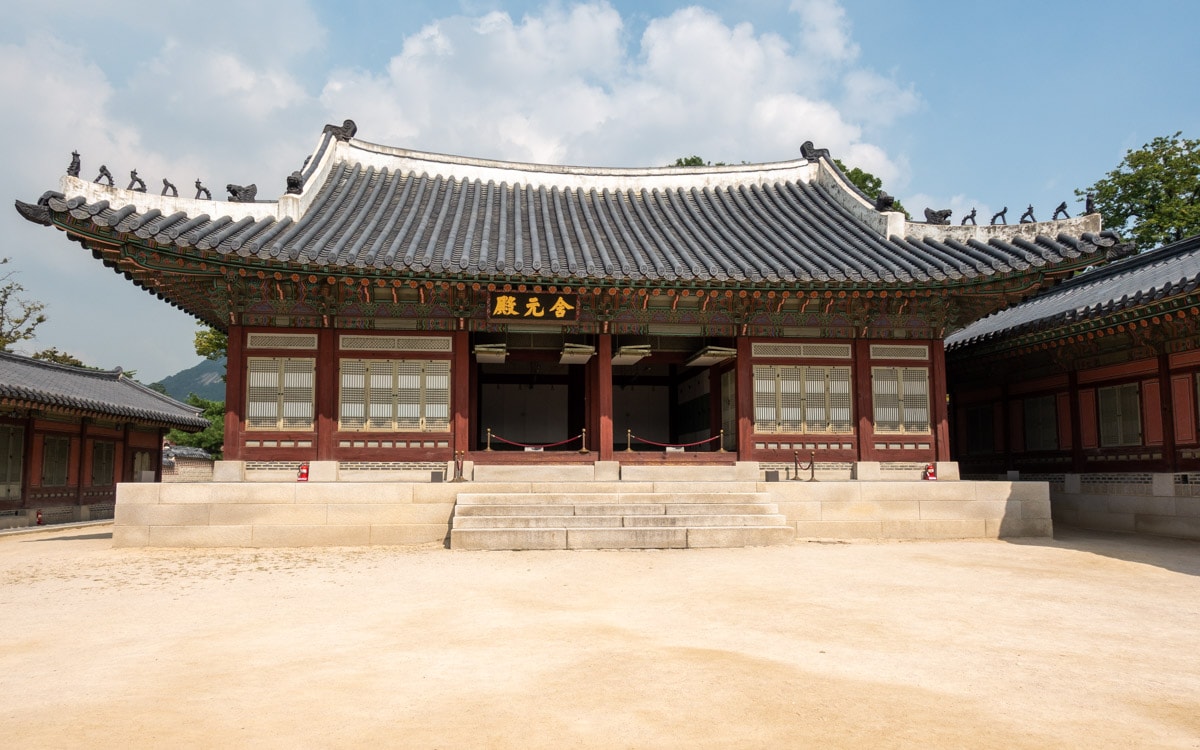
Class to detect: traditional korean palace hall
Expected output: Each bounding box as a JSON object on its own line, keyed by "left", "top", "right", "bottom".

{"left": 947, "top": 233, "right": 1200, "bottom": 541}
{"left": 15, "top": 121, "right": 1128, "bottom": 548}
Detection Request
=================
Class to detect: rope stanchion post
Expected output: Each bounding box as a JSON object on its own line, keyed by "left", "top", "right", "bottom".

{"left": 717, "top": 429, "right": 726, "bottom": 453}
{"left": 579, "top": 427, "right": 589, "bottom": 454}
{"left": 808, "top": 450, "right": 817, "bottom": 482}
{"left": 450, "top": 450, "right": 467, "bottom": 483}
{"left": 625, "top": 429, "right": 634, "bottom": 452}
{"left": 792, "top": 451, "right": 801, "bottom": 481}
{"left": 486, "top": 428, "right": 493, "bottom": 451}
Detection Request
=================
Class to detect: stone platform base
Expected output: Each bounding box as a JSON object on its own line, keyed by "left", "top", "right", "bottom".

{"left": 113, "top": 466, "right": 1051, "bottom": 547}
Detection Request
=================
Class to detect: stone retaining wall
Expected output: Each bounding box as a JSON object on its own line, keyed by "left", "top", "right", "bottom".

{"left": 113, "top": 470, "right": 1050, "bottom": 548}
{"left": 1052, "top": 473, "right": 1200, "bottom": 541}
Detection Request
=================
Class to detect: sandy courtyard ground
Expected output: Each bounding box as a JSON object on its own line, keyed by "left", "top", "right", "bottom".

{"left": 0, "top": 526, "right": 1197, "bottom": 749}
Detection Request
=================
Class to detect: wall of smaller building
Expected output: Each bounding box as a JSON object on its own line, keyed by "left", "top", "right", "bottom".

{"left": 162, "top": 457, "right": 215, "bottom": 483}
{"left": 1051, "top": 472, "right": 1200, "bottom": 541}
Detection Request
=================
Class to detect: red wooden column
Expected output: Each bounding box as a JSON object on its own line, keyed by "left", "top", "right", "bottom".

{"left": 223, "top": 324, "right": 245, "bottom": 461}
{"left": 853, "top": 339, "right": 874, "bottom": 461}
{"left": 315, "top": 327, "right": 337, "bottom": 461}
{"left": 1158, "top": 352, "right": 1178, "bottom": 472}
{"left": 596, "top": 334, "right": 614, "bottom": 460}
{"left": 930, "top": 339, "right": 951, "bottom": 461}
{"left": 453, "top": 330, "right": 471, "bottom": 456}
{"left": 735, "top": 337, "right": 753, "bottom": 460}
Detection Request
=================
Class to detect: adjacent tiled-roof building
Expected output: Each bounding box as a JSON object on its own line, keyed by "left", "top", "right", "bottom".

{"left": 946, "top": 234, "right": 1200, "bottom": 541}
{"left": 0, "top": 351, "right": 205, "bottom": 526}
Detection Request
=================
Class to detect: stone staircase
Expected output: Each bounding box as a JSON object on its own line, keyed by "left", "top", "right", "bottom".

{"left": 449, "top": 481, "right": 794, "bottom": 550}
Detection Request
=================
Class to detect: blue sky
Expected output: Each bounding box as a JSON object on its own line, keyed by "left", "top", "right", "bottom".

{"left": 2, "top": 1, "right": 1197, "bottom": 383}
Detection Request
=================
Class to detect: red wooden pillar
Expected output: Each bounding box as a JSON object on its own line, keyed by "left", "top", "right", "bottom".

{"left": 853, "top": 339, "right": 874, "bottom": 461}
{"left": 596, "top": 334, "right": 614, "bottom": 460}
{"left": 315, "top": 327, "right": 337, "bottom": 461}
{"left": 154, "top": 427, "right": 165, "bottom": 483}
{"left": 1158, "top": 353, "right": 1178, "bottom": 472}
{"left": 930, "top": 339, "right": 951, "bottom": 461}
{"left": 735, "top": 337, "right": 753, "bottom": 460}
{"left": 453, "top": 330, "right": 471, "bottom": 456}
{"left": 1068, "top": 371, "right": 1084, "bottom": 473}
{"left": 223, "top": 324, "right": 245, "bottom": 460}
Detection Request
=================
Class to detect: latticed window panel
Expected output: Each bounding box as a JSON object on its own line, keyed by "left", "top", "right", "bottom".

{"left": 91, "top": 441, "right": 116, "bottom": 486}
{"left": 339, "top": 359, "right": 451, "bottom": 432}
{"left": 41, "top": 435, "right": 71, "bottom": 487}
{"left": 869, "top": 344, "right": 929, "bottom": 361}
{"left": 339, "top": 335, "right": 452, "bottom": 352}
{"left": 1023, "top": 395, "right": 1059, "bottom": 451}
{"left": 246, "top": 357, "right": 315, "bottom": 431}
{"left": 751, "top": 343, "right": 851, "bottom": 359}
{"left": 1098, "top": 383, "right": 1142, "bottom": 447}
{"left": 872, "top": 367, "right": 929, "bottom": 434}
{"left": 246, "top": 333, "right": 318, "bottom": 350}
{"left": 753, "top": 365, "right": 853, "bottom": 434}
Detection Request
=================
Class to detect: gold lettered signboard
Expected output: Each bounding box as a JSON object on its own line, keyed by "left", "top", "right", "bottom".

{"left": 488, "top": 292, "right": 579, "bottom": 321}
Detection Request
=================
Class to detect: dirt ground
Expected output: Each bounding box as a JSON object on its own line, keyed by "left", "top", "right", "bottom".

{"left": 0, "top": 526, "right": 1197, "bottom": 749}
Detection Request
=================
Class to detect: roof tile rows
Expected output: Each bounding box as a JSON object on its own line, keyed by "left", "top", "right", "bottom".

{"left": 0, "top": 351, "right": 209, "bottom": 431}
{"left": 36, "top": 156, "right": 1118, "bottom": 287}
{"left": 946, "top": 234, "right": 1200, "bottom": 349}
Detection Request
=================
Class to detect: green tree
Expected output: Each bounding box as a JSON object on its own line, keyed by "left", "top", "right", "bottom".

{"left": 834, "top": 159, "right": 909, "bottom": 217}
{"left": 195, "top": 325, "right": 228, "bottom": 361}
{"left": 165, "top": 394, "right": 224, "bottom": 458}
{"left": 0, "top": 258, "right": 47, "bottom": 350}
{"left": 670, "top": 156, "right": 728, "bottom": 167}
{"left": 31, "top": 347, "right": 86, "bottom": 367}
{"left": 1078, "top": 132, "right": 1200, "bottom": 252}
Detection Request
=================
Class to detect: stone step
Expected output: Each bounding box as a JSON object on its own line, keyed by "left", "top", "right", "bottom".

{"left": 450, "top": 525, "right": 793, "bottom": 551}
{"left": 454, "top": 513, "right": 788, "bottom": 529}
{"left": 455, "top": 502, "right": 779, "bottom": 517}
{"left": 472, "top": 465, "right": 596, "bottom": 482}
{"left": 454, "top": 492, "right": 770, "bottom": 505}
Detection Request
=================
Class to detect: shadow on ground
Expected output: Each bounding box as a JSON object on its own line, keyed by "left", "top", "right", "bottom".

{"left": 23, "top": 532, "right": 113, "bottom": 543}
{"left": 1007, "top": 527, "right": 1200, "bottom": 577}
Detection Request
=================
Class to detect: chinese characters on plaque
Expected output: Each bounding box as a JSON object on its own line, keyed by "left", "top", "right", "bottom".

{"left": 488, "top": 292, "right": 579, "bottom": 321}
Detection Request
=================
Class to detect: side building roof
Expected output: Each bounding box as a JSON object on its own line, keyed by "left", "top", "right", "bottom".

{"left": 0, "top": 351, "right": 209, "bottom": 431}
{"left": 946, "top": 234, "right": 1200, "bottom": 352}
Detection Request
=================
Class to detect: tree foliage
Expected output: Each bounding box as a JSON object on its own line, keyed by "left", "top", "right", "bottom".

{"left": 195, "top": 325, "right": 228, "bottom": 361}
{"left": 671, "top": 155, "right": 728, "bottom": 167}
{"left": 1078, "top": 131, "right": 1200, "bottom": 252}
{"left": 31, "top": 347, "right": 86, "bottom": 367}
{"left": 0, "top": 258, "right": 47, "bottom": 351}
{"left": 834, "top": 159, "right": 909, "bottom": 217}
{"left": 165, "top": 394, "right": 224, "bottom": 458}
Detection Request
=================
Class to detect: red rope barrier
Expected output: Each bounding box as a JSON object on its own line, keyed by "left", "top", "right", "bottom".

{"left": 490, "top": 433, "right": 583, "bottom": 449}
{"left": 629, "top": 433, "right": 722, "bottom": 449}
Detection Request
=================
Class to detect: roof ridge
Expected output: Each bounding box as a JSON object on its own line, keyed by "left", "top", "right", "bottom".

{"left": 119, "top": 373, "right": 206, "bottom": 416}
{"left": 0, "top": 349, "right": 122, "bottom": 380}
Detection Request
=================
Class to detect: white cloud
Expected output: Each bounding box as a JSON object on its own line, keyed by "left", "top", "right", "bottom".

{"left": 791, "top": 0, "right": 858, "bottom": 63}
{"left": 1, "top": 0, "right": 924, "bottom": 381}
{"left": 320, "top": 0, "right": 911, "bottom": 178}
{"left": 841, "top": 69, "right": 921, "bottom": 128}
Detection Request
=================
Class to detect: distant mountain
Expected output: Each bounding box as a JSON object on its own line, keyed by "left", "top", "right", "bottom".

{"left": 154, "top": 357, "right": 226, "bottom": 402}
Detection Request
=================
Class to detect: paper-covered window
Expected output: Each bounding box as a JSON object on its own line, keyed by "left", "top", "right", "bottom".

{"left": 246, "top": 357, "right": 315, "bottom": 431}
{"left": 753, "top": 365, "right": 852, "bottom": 434}
{"left": 339, "top": 359, "right": 450, "bottom": 432}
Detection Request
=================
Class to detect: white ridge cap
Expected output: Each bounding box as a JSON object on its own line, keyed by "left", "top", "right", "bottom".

{"left": 341, "top": 138, "right": 818, "bottom": 192}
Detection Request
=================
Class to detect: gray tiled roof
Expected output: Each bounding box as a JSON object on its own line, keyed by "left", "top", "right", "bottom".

{"left": 22, "top": 128, "right": 1121, "bottom": 288}
{"left": 946, "top": 234, "right": 1200, "bottom": 350}
{"left": 0, "top": 351, "right": 209, "bottom": 431}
